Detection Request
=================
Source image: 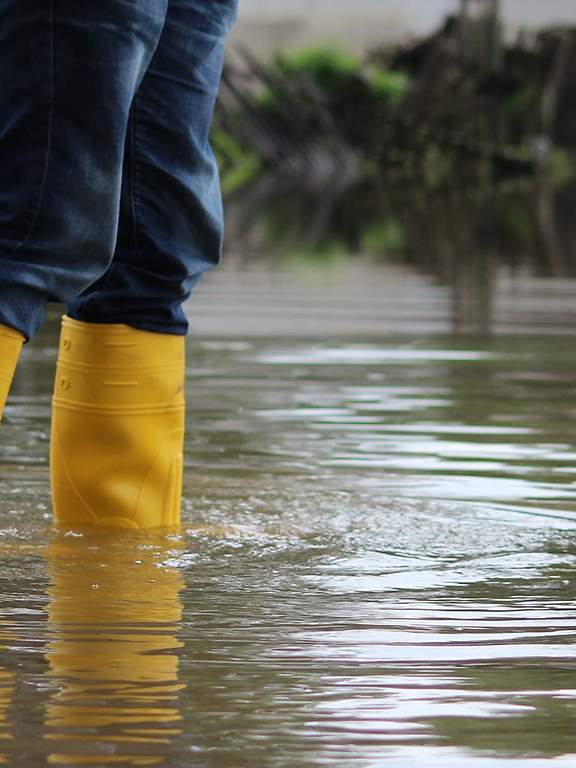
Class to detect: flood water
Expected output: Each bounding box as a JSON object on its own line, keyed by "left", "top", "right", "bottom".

{"left": 2, "top": 178, "right": 576, "bottom": 765}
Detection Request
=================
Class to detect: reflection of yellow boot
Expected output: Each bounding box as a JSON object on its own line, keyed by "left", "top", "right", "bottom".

{"left": 0, "top": 326, "right": 24, "bottom": 422}
{"left": 50, "top": 317, "right": 185, "bottom": 530}
{"left": 44, "top": 532, "right": 185, "bottom": 765}
{"left": 0, "top": 625, "right": 14, "bottom": 763}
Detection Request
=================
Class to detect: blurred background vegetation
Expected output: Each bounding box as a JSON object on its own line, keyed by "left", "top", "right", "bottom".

{"left": 212, "top": 0, "right": 576, "bottom": 291}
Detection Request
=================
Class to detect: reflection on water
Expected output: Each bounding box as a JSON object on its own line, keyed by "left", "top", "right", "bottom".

{"left": 44, "top": 534, "right": 184, "bottom": 765}
{"left": 204, "top": 174, "right": 576, "bottom": 338}
{"left": 2, "top": 182, "right": 576, "bottom": 765}
{"left": 0, "top": 626, "right": 13, "bottom": 765}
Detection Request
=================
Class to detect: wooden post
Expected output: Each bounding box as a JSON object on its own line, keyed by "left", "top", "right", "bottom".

{"left": 460, "top": 0, "right": 471, "bottom": 64}
{"left": 459, "top": 0, "right": 502, "bottom": 73}
{"left": 486, "top": 0, "right": 503, "bottom": 73}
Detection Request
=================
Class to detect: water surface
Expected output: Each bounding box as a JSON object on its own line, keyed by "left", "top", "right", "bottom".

{"left": 2, "top": 183, "right": 576, "bottom": 765}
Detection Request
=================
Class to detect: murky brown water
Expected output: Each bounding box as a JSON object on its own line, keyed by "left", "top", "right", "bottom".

{"left": 2, "top": 182, "right": 576, "bottom": 766}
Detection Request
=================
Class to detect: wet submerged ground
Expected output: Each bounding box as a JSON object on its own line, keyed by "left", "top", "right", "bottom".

{"left": 3, "top": 187, "right": 576, "bottom": 765}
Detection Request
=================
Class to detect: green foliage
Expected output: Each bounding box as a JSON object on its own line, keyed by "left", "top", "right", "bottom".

{"left": 212, "top": 129, "right": 242, "bottom": 168}
{"left": 220, "top": 154, "right": 262, "bottom": 196}
{"left": 271, "top": 44, "right": 409, "bottom": 106}
{"left": 368, "top": 68, "right": 410, "bottom": 106}
{"left": 212, "top": 129, "right": 262, "bottom": 195}
{"left": 274, "top": 44, "right": 362, "bottom": 89}
{"left": 255, "top": 44, "right": 366, "bottom": 126}
{"left": 498, "top": 193, "right": 534, "bottom": 245}
{"left": 362, "top": 218, "right": 405, "bottom": 255}
{"left": 547, "top": 149, "right": 575, "bottom": 185}
{"left": 422, "top": 144, "right": 453, "bottom": 186}
{"left": 503, "top": 83, "right": 539, "bottom": 116}
{"left": 251, "top": 44, "right": 411, "bottom": 159}
{"left": 290, "top": 239, "right": 349, "bottom": 265}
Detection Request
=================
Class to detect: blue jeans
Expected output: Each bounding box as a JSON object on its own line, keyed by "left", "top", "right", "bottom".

{"left": 0, "top": 0, "right": 238, "bottom": 341}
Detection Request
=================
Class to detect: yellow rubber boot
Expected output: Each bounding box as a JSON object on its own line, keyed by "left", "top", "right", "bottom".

{"left": 50, "top": 317, "right": 185, "bottom": 529}
{"left": 0, "top": 325, "right": 24, "bottom": 421}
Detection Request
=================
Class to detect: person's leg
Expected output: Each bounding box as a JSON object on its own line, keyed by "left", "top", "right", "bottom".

{"left": 67, "top": 0, "right": 239, "bottom": 333}
{"left": 50, "top": 0, "right": 239, "bottom": 530}
{"left": 0, "top": 0, "right": 169, "bottom": 417}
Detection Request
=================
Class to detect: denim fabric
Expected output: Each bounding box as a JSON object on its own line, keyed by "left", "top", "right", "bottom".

{"left": 0, "top": 0, "right": 238, "bottom": 341}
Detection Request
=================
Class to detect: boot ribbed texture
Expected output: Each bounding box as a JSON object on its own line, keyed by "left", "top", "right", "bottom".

{"left": 0, "top": 325, "right": 24, "bottom": 421}
{"left": 50, "top": 317, "right": 185, "bottom": 529}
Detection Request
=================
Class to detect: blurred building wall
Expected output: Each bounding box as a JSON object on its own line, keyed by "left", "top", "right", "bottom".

{"left": 229, "top": 0, "right": 576, "bottom": 58}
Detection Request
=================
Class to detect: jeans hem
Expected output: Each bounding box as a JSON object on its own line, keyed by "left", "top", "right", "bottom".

{"left": 0, "top": 284, "right": 48, "bottom": 342}
{"left": 65, "top": 310, "right": 188, "bottom": 337}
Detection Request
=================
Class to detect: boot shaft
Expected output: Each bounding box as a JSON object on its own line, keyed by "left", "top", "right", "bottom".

{"left": 51, "top": 318, "right": 186, "bottom": 530}
{"left": 0, "top": 325, "right": 25, "bottom": 421}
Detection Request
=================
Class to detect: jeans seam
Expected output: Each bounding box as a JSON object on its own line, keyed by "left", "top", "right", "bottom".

{"left": 128, "top": 2, "right": 169, "bottom": 262}
{"left": 13, "top": 0, "right": 55, "bottom": 256}
{"left": 95, "top": 103, "right": 138, "bottom": 298}
{"left": 129, "top": 102, "right": 140, "bottom": 254}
